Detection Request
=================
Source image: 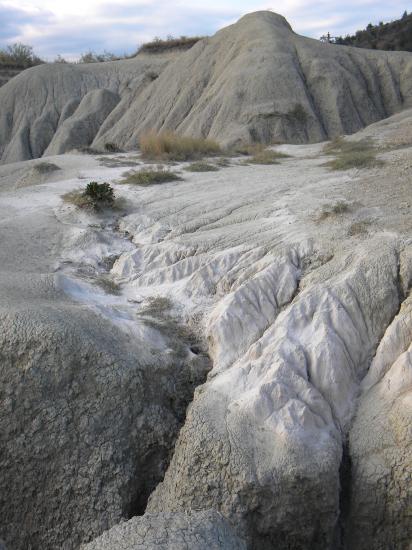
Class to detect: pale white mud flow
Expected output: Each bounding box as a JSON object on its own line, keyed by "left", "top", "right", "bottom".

{"left": 0, "top": 107, "right": 411, "bottom": 550}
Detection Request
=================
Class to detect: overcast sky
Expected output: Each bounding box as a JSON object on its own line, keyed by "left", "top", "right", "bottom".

{"left": 0, "top": 1, "right": 410, "bottom": 60}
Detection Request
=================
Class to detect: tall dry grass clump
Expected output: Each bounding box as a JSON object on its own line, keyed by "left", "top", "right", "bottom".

{"left": 139, "top": 130, "right": 221, "bottom": 161}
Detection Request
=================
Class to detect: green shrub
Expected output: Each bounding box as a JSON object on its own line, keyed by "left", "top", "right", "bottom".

{"left": 120, "top": 168, "right": 182, "bottom": 186}
{"left": 184, "top": 161, "right": 219, "bottom": 172}
{"left": 63, "top": 181, "right": 115, "bottom": 210}
{"left": 139, "top": 130, "right": 221, "bottom": 161}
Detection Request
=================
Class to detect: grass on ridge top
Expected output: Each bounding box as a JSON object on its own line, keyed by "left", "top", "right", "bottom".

{"left": 120, "top": 168, "right": 183, "bottom": 186}
{"left": 139, "top": 130, "right": 221, "bottom": 161}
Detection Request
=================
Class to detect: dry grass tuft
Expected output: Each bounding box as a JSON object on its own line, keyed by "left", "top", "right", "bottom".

{"left": 120, "top": 168, "right": 182, "bottom": 186}
{"left": 139, "top": 130, "right": 221, "bottom": 161}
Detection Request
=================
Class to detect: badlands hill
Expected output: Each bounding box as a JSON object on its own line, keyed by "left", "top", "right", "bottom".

{"left": 0, "top": 10, "right": 411, "bottom": 550}
{"left": 2, "top": 11, "right": 412, "bottom": 164}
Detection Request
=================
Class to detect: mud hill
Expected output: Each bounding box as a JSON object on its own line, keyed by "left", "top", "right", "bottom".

{"left": 1, "top": 11, "right": 412, "bottom": 165}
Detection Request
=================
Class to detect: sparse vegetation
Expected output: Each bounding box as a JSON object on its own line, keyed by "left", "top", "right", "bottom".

{"left": 98, "top": 156, "right": 140, "bottom": 168}
{"left": 104, "top": 142, "right": 122, "bottom": 153}
{"left": 120, "top": 168, "right": 182, "bottom": 186}
{"left": 94, "top": 275, "right": 121, "bottom": 295}
{"left": 139, "top": 130, "right": 221, "bottom": 161}
{"left": 33, "top": 162, "right": 60, "bottom": 174}
{"left": 249, "top": 149, "right": 290, "bottom": 165}
{"left": 138, "top": 35, "right": 204, "bottom": 54}
{"left": 317, "top": 200, "right": 350, "bottom": 221}
{"left": 233, "top": 143, "right": 266, "bottom": 156}
{"left": 184, "top": 161, "right": 219, "bottom": 172}
{"left": 76, "top": 145, "right": 102, "bottom": 155}
{"left": 215, "top": 157, "right": 231, "bottom": 167}
{"left": 347, "top": 220, "right": 371, "bottom": 236}
{"left": 323, "top": 138, "right": 383, "bottom": 170}
{"left": 141, "top": 296, "right": 173, "bottom": 316}
{"left": 63, "top": 181, "right": 115, "bottom": 210}
{"left": 78, "top": 51, "right": 119, "bottom": 63}
{"left": 288, "top": 103, "right": 308, "bottom": 123}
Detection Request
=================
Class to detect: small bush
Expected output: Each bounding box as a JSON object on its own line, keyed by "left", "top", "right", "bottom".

{"left": 120, "top": 168, "right": 182, "bottom": 186}
{"left": 104, "top": 142, "right": 122, "bottom": 153}
{"left": 63, "top": 181, "right": 115, "bottom": 210}
{"left": 139, "top": 130, "right": 221, "bottom": 161}
{"left": 249, "top": 149, "right": 290, "bottom": 165}
{"left": 184, "top": 161, "right": 219, "bottom": 172}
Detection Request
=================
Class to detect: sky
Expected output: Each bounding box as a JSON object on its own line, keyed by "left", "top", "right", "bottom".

{"left": 0, "top": 0, "right": 410, "bottom": 60}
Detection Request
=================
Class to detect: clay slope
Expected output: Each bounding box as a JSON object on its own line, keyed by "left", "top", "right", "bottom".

{"left": 0, "top": 53, "right": 174, "bottom": 165}
{"left": 2, "top": 11, "right": 412, "bottom": 165}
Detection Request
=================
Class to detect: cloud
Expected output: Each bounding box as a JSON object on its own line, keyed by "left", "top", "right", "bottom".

{"left": 0, "top": 0, "right": 410, "bottom": 60}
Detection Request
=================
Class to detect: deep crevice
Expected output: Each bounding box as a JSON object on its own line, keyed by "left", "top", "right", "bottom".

{"left": 334, "top": 441, "right": 352, "bottom": 550}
